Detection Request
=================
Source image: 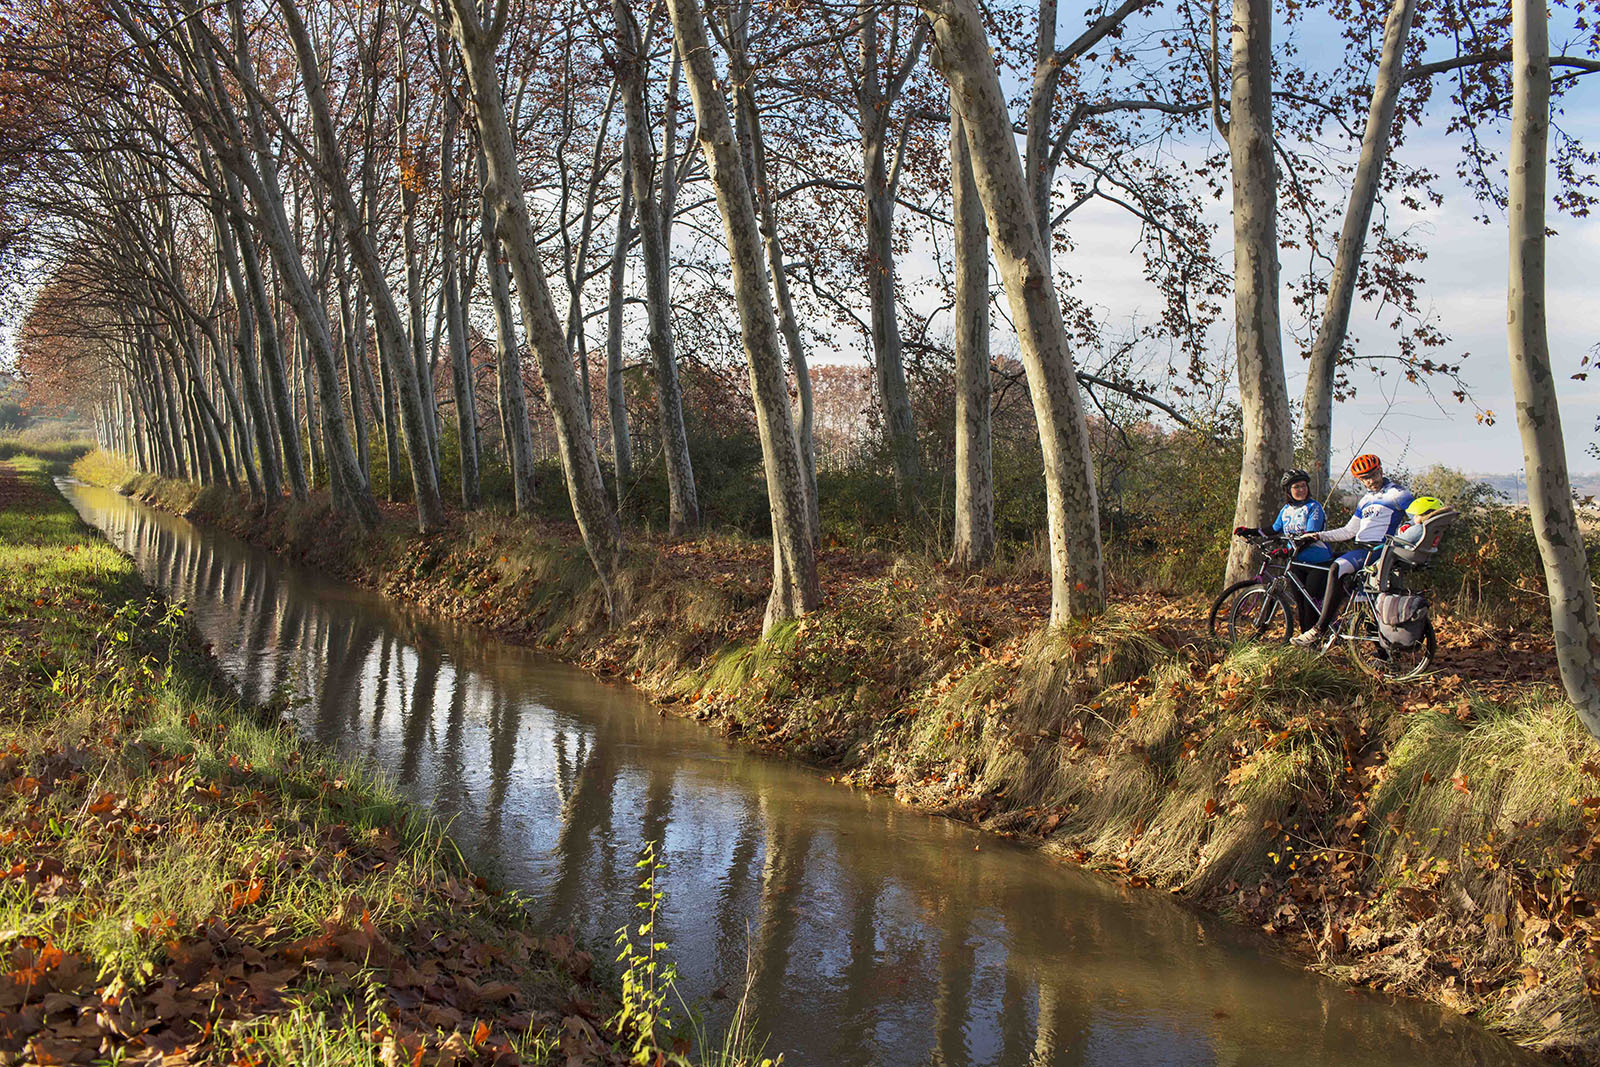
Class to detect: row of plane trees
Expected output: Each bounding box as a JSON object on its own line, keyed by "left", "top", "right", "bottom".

{"left": 3, "top": 0, "right": 1599, "bottom": 729}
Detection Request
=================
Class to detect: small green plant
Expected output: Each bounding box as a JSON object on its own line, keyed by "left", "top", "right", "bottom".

{"left": 611, "top": 841, "right": 780, "bottom": 1067}
{"left": 612, "top": 839, "right": 681, "bottom": 1064}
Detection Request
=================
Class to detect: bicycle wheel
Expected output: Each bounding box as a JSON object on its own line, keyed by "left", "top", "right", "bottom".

{"left": 1348, "top": 619, "right": 1436, "bottom": 680}
{"left": 1208, "top": 581, "right": 1293, "bottom": 643}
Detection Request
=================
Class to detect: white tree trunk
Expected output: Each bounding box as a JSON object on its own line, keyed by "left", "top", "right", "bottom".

{"left": 668, "top": 0, "right": 821, "bottom": 635}
{"left": 439, "top": 40, "right": 481, "bottom": 508}
{"left": 858, "top": 7, "right": 924, "bottom": 511}
{"left": 445, "top": 0, "right": 622, "bottom": 613}
{"left": 1508, "top": 0, "right": 1600, "bottom": 738}
{"left": 1223, "top": 0, "right": 1294, "bottom": 586}
{"left": 1301, "top": 0, "right": 1415, "bottom": 498}
{"left": 616, "top": 0, "right": 700, "bottom": 535}
{"left": 729, "top": 64, "right": 819, "bottom": 549}
{"left": 950, "top": 106, "right": 994, "bottom": 569}
{"left": 275, "top": 0, "right": 442, "bottom": 530}
{"left": 480, "top": 176, "right": 541, "bottom": 515}
{"left": 606, "top": 151, "right": 635, "bottom": 506}
{"left": 921, "top": 0, "right": 1104, "bottom": 622}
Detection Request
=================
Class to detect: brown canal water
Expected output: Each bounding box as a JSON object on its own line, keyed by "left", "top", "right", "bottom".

{"left": 61, "top": 479, "right": 1536, "bottom": 1067}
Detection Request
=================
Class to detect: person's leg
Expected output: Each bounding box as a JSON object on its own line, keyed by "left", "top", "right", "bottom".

{"left": 1297, "top": 559, "right": 1329, "bottom": 626}
{"left": 1313, "top": 570, "right": 1350, "bottom": 630}
{"left": 1295, "top": 553, "right": 1359, "bottom": 644}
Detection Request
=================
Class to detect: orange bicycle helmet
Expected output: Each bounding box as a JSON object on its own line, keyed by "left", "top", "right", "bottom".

{"left": 1349, "top": 453, "right": 1382, "bottom": 477}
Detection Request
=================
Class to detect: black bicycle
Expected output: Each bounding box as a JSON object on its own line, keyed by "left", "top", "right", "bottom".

{"left": 1208, "top": 532, "right": 1328, "bottom": 643}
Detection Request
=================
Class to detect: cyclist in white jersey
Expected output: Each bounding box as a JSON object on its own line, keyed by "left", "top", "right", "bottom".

{"left": 1290, "top": 454, "right": 1413, "bottom": 647}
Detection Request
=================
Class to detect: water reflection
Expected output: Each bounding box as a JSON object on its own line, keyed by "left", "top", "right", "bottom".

{"left": 63, "top": 479, "right": 1533, "bottom": 1067}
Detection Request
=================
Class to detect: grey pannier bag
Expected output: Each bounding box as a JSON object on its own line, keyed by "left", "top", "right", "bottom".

{"left": 1374, "top": 592, "right": 1429, "bottom": 647}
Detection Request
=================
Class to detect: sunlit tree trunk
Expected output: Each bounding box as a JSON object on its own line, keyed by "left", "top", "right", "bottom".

{"left": 726, "top": 30, "right": 819, "bottom": 548}
{"left": 950, "top": 107, "right": 994, "bottom": 569}
{"left": 858, "top": 4, "right": 924, "bottom": 512}
{"left": 394, "top": 2, "right": 440, "bottom": 470}
{"left": 439, "top": 27, "right": 480, "bottom": 508}
{"left": 334, "top": 249, "right": 370, "bottom": 481}
{"left": 1507, "top": 0, "right": 1600, "bottom": 739}
{"left": 605, "top": 150, "right": 634, "bottom": 510}
{"left": 616, "top": 0, "right": 699, "bottom": 535}
{"left": 921, "top": 0, "right": 1104, "bottom": 622}
{"left": 1301, "top": 0, "right": 1415, "bottom": 498}
{"left": 1223, "top": 0, "right": 1293, "bottom": 586}
{"left": 275, "top": 0, "right": 439, "bottom": 529}
{"left": 445, "top": 0, "right": 622, "bottom": 614}
{"left": 212, "top": 187, "right": 282, "bottom": 500}
{"left": 479, "top": 165, "right": 540, "bottom": 515}
{"left": 668, "top": 0, "right": 820, "bottom": 634}
{"left": 441, "top": 178, "right": 480, "bottom": 507}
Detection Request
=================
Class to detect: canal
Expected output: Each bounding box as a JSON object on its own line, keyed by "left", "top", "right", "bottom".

{"left": 62, "top": 479, "right": 1534, "bottom": 1067}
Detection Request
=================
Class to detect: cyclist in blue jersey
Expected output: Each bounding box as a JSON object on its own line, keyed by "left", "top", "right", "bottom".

{"left": 1233, "top": 469, "right": 1332, "bottom": 625}
{"left": 1234, "top": 469, "right": 1332, "bottom": 557}
{"left": 1291, "top": 454, "right": 1414, "bottom": 647}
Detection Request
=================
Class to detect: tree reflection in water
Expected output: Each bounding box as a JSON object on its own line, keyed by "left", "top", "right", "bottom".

{"left": 64, "top": 480, "right": 1538, "bottom": 1067}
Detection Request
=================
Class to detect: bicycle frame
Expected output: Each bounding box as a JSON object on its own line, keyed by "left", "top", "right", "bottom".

{"left": 1323, "top": 586, "right": 1383, "bottom": 651}
{"left": 1322, "top": 551, "right": 1415, "bottom": 651}
{"left": 1245, "top": 537, "right": 1328, "bottom": 618}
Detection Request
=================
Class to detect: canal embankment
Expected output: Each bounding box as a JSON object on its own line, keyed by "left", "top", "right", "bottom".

{"left": 0, "top": 456, "right": 663, "bottom": 1066}
{"left": 88, "top": 457, "right": 1600, "bottom": 1064}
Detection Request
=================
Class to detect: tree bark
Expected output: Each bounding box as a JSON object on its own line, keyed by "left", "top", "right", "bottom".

{"left": 1507, "top": 0, "right": 1600, "bottom": 738}
{"left": 858, "top": 6, "right": 924, "bottom": 512}
{"left": 444, "top": 0, "right": 622, "bottom": 614}
{"left": 439, "top": 34, "right": 482, "bottom": 509}
{"left": 950, "top": 106, "right": 994, "bottom": 569}
{"left": 213, "top": 191, "right": 282, "bottom": 500}
{"left": 668, "top": 0, "right": 821, "bottom": 635}
{"left": 616, "top": 0, "right": 700, "bottom": 535}
{"left": 479, "top": 158, "right": 541, "bottom": 515}
{"left": 274, "top": 0, "right": 440, "bottom": 530}
{"left": 921, "top": 0, "right": 1104, "bottom": 622}
{"left": 218, "top": 161, "right": 307, "bottom": 500}
{"left": 1223, "top": 0, "right": 1294, "bottom": 586}
{"left": 1025, "top": 0, "right": 1060, "bottom": 261}
{"left": 1301, "top": 0, "right": 1416, "bottom": 498}
{"left": 335, "top": 248, "right": 371, "bottom": 481}
{"left": 394, "top": 2, "right": 441, "bottom": 471}
{"left": 727, "top": 38, "right": 819, "bottom": 548}
{"left": 606, "top": 146, "right": 635, "bottom": 509}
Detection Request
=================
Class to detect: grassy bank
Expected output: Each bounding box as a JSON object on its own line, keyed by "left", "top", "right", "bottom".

{"left": 0, "top": 456, "right": 686, "bottom": 1066}
{"left": 89, "top": 459, "right": 1599, "bottom": 1063}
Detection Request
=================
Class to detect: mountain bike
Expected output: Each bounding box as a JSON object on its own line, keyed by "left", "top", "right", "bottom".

{"left": 1208, "top": 532, "right": 1327, "bottom": 643}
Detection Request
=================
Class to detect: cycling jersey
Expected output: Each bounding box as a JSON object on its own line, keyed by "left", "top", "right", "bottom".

{"left": 1316, "top": 480, "right": 1414, "bottom": 545}
{"left": 1273, "top": 501, "right": 1331, "bottom": 563}
{"left": 1272, "top": 501, "right": 1326, "bottom": 538}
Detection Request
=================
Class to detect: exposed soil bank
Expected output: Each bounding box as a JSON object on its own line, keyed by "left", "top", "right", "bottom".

{"left": 0, "top": 458, "right": 647, "bottom": 1066}
{"left": 104, "top": 467, "right": 1599, "bottom": 1063}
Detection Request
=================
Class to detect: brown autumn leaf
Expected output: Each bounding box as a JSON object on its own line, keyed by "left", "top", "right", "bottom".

{"left": 420, "top": 1002, "right": 463, "bottom": 1030}
{"left": 476, "top": 980, "right": 519, "bottom": 1004}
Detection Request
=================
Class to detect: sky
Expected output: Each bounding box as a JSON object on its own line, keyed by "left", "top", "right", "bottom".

{"left": 1060, "top": 8, "right": 1600, "bottom": 480}
{"left": 1051, "top": 140, "right": 1600, "bottom": 479}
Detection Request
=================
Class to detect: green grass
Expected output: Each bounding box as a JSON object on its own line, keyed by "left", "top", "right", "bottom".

{"left": 0, "top": 456, "right": 652, "bottom": 1064}
{"left": 0, "top": 427, "right": 94, "bottom": 468}
{"left": 69, "top": 447, "right": 138, "bottom": 488}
